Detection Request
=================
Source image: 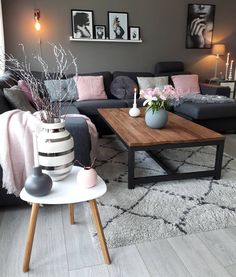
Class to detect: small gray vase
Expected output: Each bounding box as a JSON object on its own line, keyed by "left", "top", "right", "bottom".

{"left": 145, "top": 108, "right": 168, "bottom": 129}
{"left": 25, "top": 166, "right": 53, "bottom": 197}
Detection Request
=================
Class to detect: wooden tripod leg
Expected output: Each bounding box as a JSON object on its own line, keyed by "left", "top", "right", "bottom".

{"left": 23, "top": 203, "right": 39, "bottom": 272}
{"left": 68, "top": 204, "right": 74, "bottom": 224}
{"left": 89, "top": 199, "right": 111, "bottom": 264}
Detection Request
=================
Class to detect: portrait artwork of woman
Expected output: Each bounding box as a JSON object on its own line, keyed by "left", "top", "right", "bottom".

{"left": 186, "top": 4, "right": 215, "bottom": 49}
{"left": 72, "top": 10, "right": 93, "bottom": 39}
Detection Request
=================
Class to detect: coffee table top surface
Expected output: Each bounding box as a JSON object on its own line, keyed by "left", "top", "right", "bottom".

{"left": 20, "top": 166, "right": 106, "bottom": 204}
{"left": 98, "top": 108, "right": 224, "bottom": 147}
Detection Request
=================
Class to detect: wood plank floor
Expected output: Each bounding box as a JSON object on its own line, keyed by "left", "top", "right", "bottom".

{"left": 0, "top": 135, "right": 235, "bottom": 277}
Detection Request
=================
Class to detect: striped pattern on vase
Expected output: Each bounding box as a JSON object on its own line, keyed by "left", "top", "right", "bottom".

{"left": 37, "top": 119, "right": 74, "bottom": 181}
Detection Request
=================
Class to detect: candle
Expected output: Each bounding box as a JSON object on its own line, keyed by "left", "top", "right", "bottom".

{"left": 229, "top": 60, "right": 234, "bottom": 80}
{"left": 134, "top": 88, "right": 137, "bottom": 106}
{"left": 32, "top": 131, "right": 39, "bottom": 167}
{"left": 226, "top": 52, "right": 230, "bottom": 65}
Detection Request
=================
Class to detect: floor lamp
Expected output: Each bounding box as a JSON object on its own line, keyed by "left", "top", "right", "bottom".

{"left": 211, "top": 44, "right": 226, "bottom": 81}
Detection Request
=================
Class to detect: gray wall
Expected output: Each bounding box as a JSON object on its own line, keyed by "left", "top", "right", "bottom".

{"left": 2, "top": 0, "right": 236, "bottom": 80}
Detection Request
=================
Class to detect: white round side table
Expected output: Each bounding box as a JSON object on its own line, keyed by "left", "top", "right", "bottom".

{"left": 20, "top": 166, "right": 111, "bottom": 272}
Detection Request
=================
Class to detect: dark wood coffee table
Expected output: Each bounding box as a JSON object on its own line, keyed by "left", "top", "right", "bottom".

{"left": 98, "top": 108, "right": 225, "bottom": 189}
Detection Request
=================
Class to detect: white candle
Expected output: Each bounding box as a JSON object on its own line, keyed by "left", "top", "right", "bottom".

{"left": 32, "top": 132, "right": 39, "bottom": 167}
{"left": 226, "top": 52, "right": 230, "bottom": 65}
{"left": 230, "top": 60, "right": 234, "bottom": 69}
{"left": 134, "top": 88, "right": 137, "bottom": 106}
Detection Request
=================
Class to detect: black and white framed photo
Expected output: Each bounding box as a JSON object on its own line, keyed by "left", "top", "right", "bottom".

{"left": 108, "top": 11, "right": 128, "bottom": 40}
{"left": 71, "top": 10, "right": 94, "bottom": 39}
{"left": 186, "top": 4, "right": 215, "bottom": 49}
{"left": 94, "top": 25, "right": 106, "bottom": 39}
{"left": 129, "top": 26, "right": 140, "bottom": 41}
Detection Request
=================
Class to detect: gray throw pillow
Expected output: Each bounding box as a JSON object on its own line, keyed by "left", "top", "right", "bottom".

{"left": 110, "top": 76, "right": 137, "bottom": 99}
{"left": 44, "top": 78, "right": 78, "bottom": 102}
{"left": 3, "top": 86, "right": 36, "bottom": 113}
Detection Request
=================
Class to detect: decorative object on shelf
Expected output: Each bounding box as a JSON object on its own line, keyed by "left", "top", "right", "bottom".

{"left": 225, "top": 52, "right": 230, "bottom": 80}
{"left": 108, "top": 11, "right": 128, "bottom": 40}
{"left": 186, "top": 4, "right": 215, "bottom": 49}
{"left": 141, "top": 85, "right": 181, "bottom": 129}
{"left": 71, "top": 9, "right": 94, "bottom": 39}
{"left": 24, "top": 166, "right": 52, "bottom": 196}
{"left": 76, "top": 158, "right": 97, "bottom": 188}
{"left": 129, "top": 26, "right": 140, "bottom": 41}
{"left": 211, "top": 44, "right": 225, "bottom": 81}
{"left": 37, "top": 119, "right": 74, "bottom": 181}
{"left": 25, "top": 131, "right": 52, "bottom": 196}
{"left": 228, "top": 59, "right": 234, "bottom": 80}
{"left": 94, "top": 25, "right": 106, "bottom": 39}
{"left": 129, "top": 88, "right": 140, "bottom": 117}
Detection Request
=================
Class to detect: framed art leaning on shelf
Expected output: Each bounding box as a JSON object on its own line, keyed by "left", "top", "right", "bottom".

{"left": 129, "top": 26, "right": 140, "bottom": 40}
{"left": 94, "top": 25, "right": 106, "bottom": 39}
{"left": 71, "top": 9, "right": 94, "bottom": 39}
{"left": 108, "top": 11, "right": 129, "bottom": 40}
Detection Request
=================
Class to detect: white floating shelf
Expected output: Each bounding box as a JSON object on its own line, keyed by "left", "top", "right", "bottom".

{"left": 69, "top": 36, "right": 142, "bottom": 43}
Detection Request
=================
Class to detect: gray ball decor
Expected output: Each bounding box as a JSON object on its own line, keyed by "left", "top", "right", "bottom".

{"left": 25, "top": 166, "right": 53, "bottom": 196}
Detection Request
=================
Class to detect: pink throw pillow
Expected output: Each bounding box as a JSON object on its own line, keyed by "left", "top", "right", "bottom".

{"left": 171, "top": 74, "right": 200, "bottom": 96}
{"left": 18, "top": 80, "right": 35, "bottom": 106}
{"left": 74, "top": 76, "right": 107, "bottom": 101}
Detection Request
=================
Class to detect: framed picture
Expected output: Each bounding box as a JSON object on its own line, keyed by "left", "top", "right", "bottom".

{"left": 186, "top": 4, "right": 215, "bottom": 49}
{"left": 129, "top": 26, "right": 140, "bottom": 41}
{"left": 71, "top": 10, "right": 94, "bottom": 39}
{"left": 94, "top": 25, "right": 106, "bottom": 39}
{"left": 108, "top": 11, "right": 129, "bottom": 40}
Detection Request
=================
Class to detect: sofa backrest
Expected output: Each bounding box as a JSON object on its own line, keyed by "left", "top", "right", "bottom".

{"left": 113, "top": 71, "right": 154, "bottom": 83}
{"left": 155, "top": 61, "right": 185, "bottom": 77}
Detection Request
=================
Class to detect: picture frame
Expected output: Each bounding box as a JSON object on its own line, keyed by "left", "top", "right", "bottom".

{"left": 186, "top": 4, "right": 215, "bottom": 49}
{"left": 94, "top": 25, "right": 106, "bottom": 39}
{"left": 108, "top": 11, "right": 129, "bottom": 40}
{"left": 71, "top": 9, "right": 94, "bottom": 39}
{"left": 129, "top": 26, "right": 140, "bottom": 41}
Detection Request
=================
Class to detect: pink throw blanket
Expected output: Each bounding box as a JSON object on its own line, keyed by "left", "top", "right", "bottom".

{"left": 0, "top": 110, "right": 41, "bottom": 195}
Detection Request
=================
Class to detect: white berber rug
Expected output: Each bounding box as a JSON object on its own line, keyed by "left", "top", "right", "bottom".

{"left": 87, "top": 136, "right": 236, "bottom": 248}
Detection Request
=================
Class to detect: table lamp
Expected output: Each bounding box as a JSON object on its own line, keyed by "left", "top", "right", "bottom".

{"left": 211, "top": 44, "right": 226, "bottom": 81}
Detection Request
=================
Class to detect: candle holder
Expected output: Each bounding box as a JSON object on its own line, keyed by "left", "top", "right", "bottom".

{"left": 129, "top": 103, "right": 140, "bottom": 117}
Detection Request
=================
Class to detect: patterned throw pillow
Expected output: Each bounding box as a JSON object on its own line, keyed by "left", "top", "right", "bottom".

{"left": 110, "top": 76, "right": 137, "bottom": 99}
{"left": 3, "top": 86, "right": 36, "bottom": 113}
{"left": 171, "top": 74, "right": 200, "bottom": 95}
{"left": 74, "top": 76, "right": 107, "bottom": 101}
{"left": 137, "top": 76, "right": 168, "bottom": 92}
{"left": 44, "top": 78, "right": 78, "bottom": 102}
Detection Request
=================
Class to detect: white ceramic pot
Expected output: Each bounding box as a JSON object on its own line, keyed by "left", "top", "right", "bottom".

{"left": 77, "top": 167, "right": 97, "bottom": 188}
{"left": 37, "top": 119, "right": 74, "bottom": 181}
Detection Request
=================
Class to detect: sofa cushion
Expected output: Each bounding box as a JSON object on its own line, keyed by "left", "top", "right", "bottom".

{"left": 3, "top": 86, "right": 36, "bottom": 113}
{"left": 137, "top": 76, "right": 168, "bottom": 91}
{"left": 75, "top": 76, "right": 107, "bottom": 101}
{"left": 74, "top": 99, "right": 127, "bottom": 116}
{"left": 44, "top": 78, "right": 78, "bottom": 101}
{"left": 110, "top": 76, "right": 137, "bottom": 99}
{"left": 174, "top": 102, "right": 236, "bottom": 120}
{"left": 171, "top": 74, "right": 200, "bottom": 95}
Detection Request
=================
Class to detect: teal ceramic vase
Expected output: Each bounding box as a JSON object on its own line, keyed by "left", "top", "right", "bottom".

{"left": 145, "top": 108, "right": 168, "bottom": 129}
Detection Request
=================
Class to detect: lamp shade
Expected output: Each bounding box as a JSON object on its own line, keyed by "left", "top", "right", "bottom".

{"left": 212, "top": 44, "right": 226, "bottom": 56}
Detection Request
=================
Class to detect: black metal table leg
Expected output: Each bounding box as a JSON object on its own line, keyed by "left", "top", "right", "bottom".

{"left": 128, "top": 149, "right": 135, "bottom": 189}
{"left": 214, "top": 141, "right": 225, "bottom": 179}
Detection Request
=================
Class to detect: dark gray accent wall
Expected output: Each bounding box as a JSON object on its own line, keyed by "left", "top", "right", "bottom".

{"left": 2, "top": 0, "right": 236, "bottom": 80}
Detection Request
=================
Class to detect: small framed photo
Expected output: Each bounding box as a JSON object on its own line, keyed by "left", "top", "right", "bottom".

{"left": 71, "top": 10, "right": 94, "bottom": 39}
{"left": 129, "top": 26, "right": 140, "bottom": 41}
{"left": 94, "top": 25, "right": 106, "bottom": 39}
{"left": 108, "top": 11, "right": 129, "bottom": 40}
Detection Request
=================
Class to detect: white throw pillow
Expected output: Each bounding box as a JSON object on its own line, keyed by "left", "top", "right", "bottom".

{"left": 137, "top": 76, "right": 168, "bottom": 91}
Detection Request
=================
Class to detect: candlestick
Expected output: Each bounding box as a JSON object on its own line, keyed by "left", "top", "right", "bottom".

{"left": 234, "top": 67, "right": 236, "bottom": 81}
{"left": 225, "top": 53, "right": 230, "bottom": 80}
{"left": 228, "top": 60, "right": 234, "bottom": 80}
{"left": 32, "top": 131, "right": 39, "bottom": 167}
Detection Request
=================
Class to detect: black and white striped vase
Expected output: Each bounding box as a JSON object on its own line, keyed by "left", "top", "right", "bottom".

{"left": 37, "top": 119, "right": 74, "bottom": 181}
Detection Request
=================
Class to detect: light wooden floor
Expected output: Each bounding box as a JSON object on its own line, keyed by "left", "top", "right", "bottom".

{"left": 0, "top": 135, "right": 236, "bottom": 277}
